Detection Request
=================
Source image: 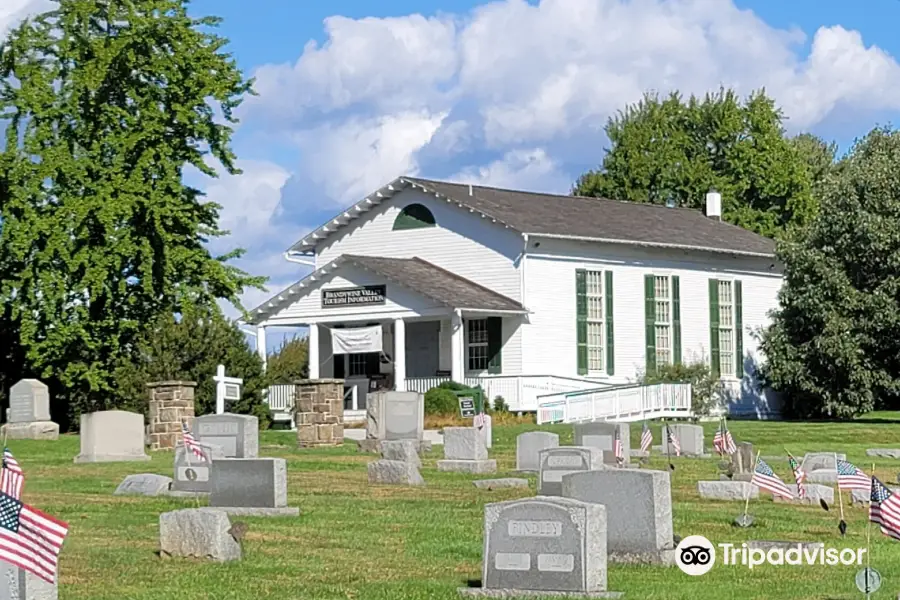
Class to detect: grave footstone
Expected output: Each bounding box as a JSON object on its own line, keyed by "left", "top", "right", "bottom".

{"left": 209, "top": 458, "right": 299, "bottom": 516}
{"left": 73, "top": 410, "right": 150, "bottom": 463}
{"left": 866, "top": 449, "right": 900, "bottom": 459}
{"left": 457, "top": 496, "right": 622, "bottom": 598}
{"left": 801, "top": 452, "right": 844, "bottom": 485}
{"left": 380, "top": 440, "right": 421, "bottom": 466}
{"left": 436, "top": 427, "right": 496, "bottom": 474}
{"left": 0, "top": 563, "right": 57, "bottom": 600}
{"left": 573, "top": 422, "right": 630, "bottom": 465}
{"left": 114, "top": 474, "right": 173, "bottom": 497}
{"left": 516, "top": 431, "right": 560, "bottom": 472}
{"left": 697, "top": 481, "right": 759, "bottom": 501}
{"left": 193, "top": 413, "right": 258, "bottom": 458}
{"left": 1, "top": 379, "right": 59, "bottom": 441}
{"left": 367, "top": 460, "right": 425, "bottom": 486}
{"left": 473, "top": 478, "right": 529, "bottom": 490}
{"left": 158, "top": 508, "right": 241, "bottom": 562}
{"left": 663, "top": 424, "right": 706, "bottom": 457}
{"left": 538, "top": 446, "right": 604, "bottom": 496}
{"left": 773, "top": 484, "right": 834, "bottom": 506}
{"left": 171, "top": 441, "right": 226, "bottom": 495}
{"left": 561, "top": 469, "right": 676, "bottom": 565}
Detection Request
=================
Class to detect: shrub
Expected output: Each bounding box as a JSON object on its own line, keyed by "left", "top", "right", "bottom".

{"left": 424, "top": 387, "right": 459, "bottom": 415}
{"left": 493, "top": 396, "right": 509, "bottom": 412}
{"left": 639, "top": 360, "right": 721, "bottom": 419}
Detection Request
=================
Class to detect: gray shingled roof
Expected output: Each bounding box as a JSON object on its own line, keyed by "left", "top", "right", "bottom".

{"left": 343, "top": 255, "right": 525, "bottom": 312}
{"left": 406, "top": 177, "right": 776, "bottom": 257}
{"left": 245, "top": 254, "right": 526, "bottom": 324}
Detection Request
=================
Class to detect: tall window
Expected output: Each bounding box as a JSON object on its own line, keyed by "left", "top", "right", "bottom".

{"left": 717, "top": 280, "right": 735, "bottom": 376}
{"left": 467, "top": 319, "right": 489, "bottom": 371}
{"left": 654, "top": 275, "right": 672, "bottom": 366}
{"left": 349, "top": 354, "right": 368, "bottom": 377}
{"left": 585, "top": 271, "right": 605, "bottom": 373}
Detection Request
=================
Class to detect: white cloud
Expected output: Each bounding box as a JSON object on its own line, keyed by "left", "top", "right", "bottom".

{"left": 450, "top": 148, "right": 572, "bottom": 193}
{"left": 0, "top": 0, "right": 52, "bottom": 41}
{"left": 290, "top": 110, "right": 448, "bottom": 205}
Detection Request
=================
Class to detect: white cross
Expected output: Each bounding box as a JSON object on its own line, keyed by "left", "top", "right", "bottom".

{"left": 212, "top": 364, "right": 243, "bottom": 415}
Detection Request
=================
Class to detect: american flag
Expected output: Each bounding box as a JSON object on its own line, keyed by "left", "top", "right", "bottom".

{"left": 614, "top": 427, "right": 624, "bottom": 463}
{"left": 666, "top": 426, "right": 681, "bottom": 457}
{"left": 0, "top": 449, "right": 24, "bottom": 500}
{"left": 181, "top": 421, "right": 207, "bottom": 462}
{"left": 713, "top": 420, "right": 736, "bottom": 455}
{"left": 837, "top": 459, "right": 871, "bottom": 491}
{"left": 750, "top": 457, "right": 794, "bottom": 499}
{"left": 0, "top": 492, "right": 68, "bottom": 584}
{"left": 788, "top": 454, "right": 806, "bottom": 499}
{"left": 870, "top": 477, "right": 900, "bottom": 541}
{"left": 474, "top": 402, "right": 485, "bottom": 429}
{"left": 640, "top": 422, "right": 653, "bottom": 453}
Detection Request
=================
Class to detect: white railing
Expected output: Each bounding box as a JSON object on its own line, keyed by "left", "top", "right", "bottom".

{"left": 405, "top": 375, "right": 613, "bottom": 411}
{"left": 536, "top": 383, "right": 693, "bottom": 424}
{"left": 266, "top": 384, "right": 295, "bottom": 415}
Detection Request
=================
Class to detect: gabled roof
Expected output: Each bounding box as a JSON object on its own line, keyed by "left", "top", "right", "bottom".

{"left": 246, "top": 254, "right": 526, "bottom": 325}
{"left": 288, "top": 176, "right": 777, "bottom": 258}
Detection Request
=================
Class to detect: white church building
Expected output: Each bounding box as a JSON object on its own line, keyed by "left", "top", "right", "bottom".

{"left": 246, "top": 176, "right": 783, "bottom": 422}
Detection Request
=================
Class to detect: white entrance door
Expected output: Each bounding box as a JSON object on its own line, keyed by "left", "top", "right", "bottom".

{"left": 405, "top": 321, "right": 440, "bottom": 377}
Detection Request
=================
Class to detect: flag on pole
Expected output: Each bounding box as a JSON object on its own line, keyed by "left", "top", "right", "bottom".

{"left": 787, "top": 453, "right": 806, "bottom": 499}
{"left": 0, "top": 492, "right": 68, "bottom": 584}
{"left": 181, "top": 421, "right": 207, "bottom": 463}
{"left": 666, "top": 426, "right": 681, "bottom": 457}
{"left": 837, "top": 459, "right": 871, "bottom": 491}
{"left": 750, "top": 457, "right": 794, "bottom": 499}
{"left": 640, "top": 422, "right": 653, "bottom": 453}
{"left": 0, "top": 449, "right": 24, "bottom": 500}
{"left": 870, "top": 476, "right": 900, "bottom": 541}
{"left": 614, "top": 427, "right": 624, "bottom": 464}
{"left": 712, "top": 420, "right": 736, "bottom": 455}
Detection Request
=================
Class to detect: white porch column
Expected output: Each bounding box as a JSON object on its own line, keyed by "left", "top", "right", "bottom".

{"left": 308, "top": 323, "right": 320, "bottom": 380}
{"left": 256, "top": 326, "right": 267, "bottom": 371}
{"left": 451, "top": 310, "right": 464, "bottom": 383}
{"left": 393, "top": 318, "right": 406, "bottom": 392}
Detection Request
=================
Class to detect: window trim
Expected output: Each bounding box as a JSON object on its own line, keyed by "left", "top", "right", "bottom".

{"left": 392, "top": 203, "right": 437, "bottom": 231}
{"left": 715, "top": 278, "right": 739, "bottom": 380}
{"left": 584, "top": 269, "right": 606, "bottom": 376}
{"left": 652, "top": 274, "right": 674, "bottom": 368}
{"left": 466, "top": 318, "right": 490, "bottom": 373}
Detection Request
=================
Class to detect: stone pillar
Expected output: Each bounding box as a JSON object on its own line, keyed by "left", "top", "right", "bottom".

{"left": 294, "top": 379, "right": 344, "bottom": 448}
{"left": 257, "top": 325, "right": 268, "bottom": 371}
{"left": 308, "top": 324, "right": 320, "bottom": 379}
{"left": 147, "top": 381, "right": 197, "bottom": 451}
{"left": 393, "top": 318, "right": 406, "bottom": 392}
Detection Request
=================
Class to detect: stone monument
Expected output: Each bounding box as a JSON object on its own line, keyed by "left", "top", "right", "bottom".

{"left": 573, "top": 422, "right": 630, "bottom": 465}
{"left": 358, "top": 391, "right": 430, "bottom": 454}
{"left": 436, "top": 427, "right": 496, "bottom": 474}
{"left": 538, "top": 446, "right": 604, "bottom": 496}
{"left": 193, "top": 413, "right": 258, "bottom": 458}
{"left": 74, "top": 410, "right": 150, "bottom": 463}
{"left": 0, "top": 563, "right": 57, "bottom": 600}
{"left": 516, "top": 431, "right": 560, "bottom": 472}
{"left": 171, "top": 441, "right": 226, "bottom": 495}
{"left": 209, "top": 458, "right": 299, "bottom": 517}
{"left": 2, "top": 379, "right": 59, "bottom": 441}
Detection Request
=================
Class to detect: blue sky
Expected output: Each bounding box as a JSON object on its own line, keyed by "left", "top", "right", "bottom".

{"left": 7, "top": 0, "right": 900, "bottom": 352}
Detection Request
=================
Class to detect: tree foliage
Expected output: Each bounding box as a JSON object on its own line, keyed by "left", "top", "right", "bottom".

{"left": 0, "top": 0, "right": 264, "bottom": 414}
{"left": 573, "top": 88, "right": 825, "bottom": 238}
{"left": 114, "top": 307, "right": 271, "bottom": 428}
{"left": 265, "top": 335, "right": 309, "bottom": 384}
{"left": 758, "top": 126, "right": 900, "bottom": 419}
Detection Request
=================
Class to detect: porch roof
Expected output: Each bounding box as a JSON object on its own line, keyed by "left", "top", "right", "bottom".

{"left": 245, "top": 254, "right": 527, "bottom": 325}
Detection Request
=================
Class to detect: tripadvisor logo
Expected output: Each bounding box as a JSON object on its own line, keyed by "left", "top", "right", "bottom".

{"left": 676, "top": 535, "right": 868, "bottom": 575}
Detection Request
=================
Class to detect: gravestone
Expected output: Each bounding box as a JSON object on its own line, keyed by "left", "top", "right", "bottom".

{"left": 367, "top": 460, "right": 425, "bottom": 486}
{"left": 458, "top": 496, "right": 622, "bottom": 598}
{"left": 516, "top": 431, "right": 560, "bottom": 472}
{"left": 479, "top": 414, "right": 492, "bottom": 450}
{"left": 538, "top": 446, "right": 604, "bottom": 496}
{"left": 194, "top": 413, "right": 258, "bottom": 459}
{"left": 0, "top": 563, "right": 57, "bottom": 600}
{"left": 74, "top": 410, "right": 150, "bottom": 463}
{"left": 573, "top": 422, "right": 630, "bottom": 466}
{"left": 113, "top": 473, "right": 173, "bottom": 497}
{"left": 358, "top": 391, "right": 429, "bottom": 454}
{"left": 171, "top": 441, "right": 226, "bottom": 495}
{"left": 561, "top": 469, "right": 675, "bottom": 565}
{"left": 697, "top": 481, "right": 759, "bottom": 501}
{"left": 158, "top": 508, "right": 241, "bottom": 562}
{"left": 730, "top": 442, "right": 754, "bottom": 481}
{"left": 209, "top": 458, "right": 299, "bottom": 516}
{"left": 474, "top": 478, "right": 529, "bottom": 490}
{"left": 773, "top": 484, "right": 834, "bottom": 506}
{"left": 380, "top": 440, "right": 421, "bottom": 467}
{"left": 1, "top": 379, "right": 59, "bottom": 441}
{"left": 663, "top": 424, "right": 705, "bottom": 456}
{"left": 437, "top": 427, "right": 496, "bottom": 474}
{"left": 801, "top": 452, "right": 845, "bottom": 484}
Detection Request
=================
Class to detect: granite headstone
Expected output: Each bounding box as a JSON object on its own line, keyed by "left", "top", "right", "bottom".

{"left": 2, "top": 379, "right": 59, "bottom": 441}
{"left": 573, "top": 422, "right": 630, "bottom": 465}
{"left": 0, "top": 563, "right": 57, "bottom": 600}
{"left": 538, "top": 446, "right": 604, "bottom": 496}
{"left": 663, "top": 424, "right": 705, "bottom": 456}
{"left": 113, "top": 473, "right": 173, "bottom": 497}
{"left": 516, "top": 431, "right": 560, "bottom": 472}
{"left": 74, "top": 410, "right": 150, "bottom": 463}
{"left": 194, "top": 413, "right": 258, "bottom": 458}
{"left": 172, "top": 441, "right": 226, "bottom": 494}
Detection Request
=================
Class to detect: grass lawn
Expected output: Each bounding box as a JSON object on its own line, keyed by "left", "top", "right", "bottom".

{"left": 19, "top": 414, "right": 900, "bottom": 599}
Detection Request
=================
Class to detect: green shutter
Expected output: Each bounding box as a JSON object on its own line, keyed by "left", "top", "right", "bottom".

{"left": 709, "top": 279, "right": 720, "bottom": 377}
{"left": 604, "top": 271, "right": 615, "bottom": 375}
{"left": 487, "top": 317, "right": 502, "bottom": 374}
{"left": 735, "top": 280, "right": 743, "bottom": 378}
{"left": 672, "top": 275, "right": 682, "bottom": 365}
{"left": 644, "top": 274, "right": 656, "bottom": 375}
{"left": 576, "top": 270, "right": 588, "bottom": 375}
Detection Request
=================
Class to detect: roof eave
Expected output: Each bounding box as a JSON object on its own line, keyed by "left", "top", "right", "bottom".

{"left": 526, "top": 232, "right": 776, "bottom": 259}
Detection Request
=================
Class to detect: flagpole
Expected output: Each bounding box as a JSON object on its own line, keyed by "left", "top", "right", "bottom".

{"left": 664, "top": 420, "right": 674, "bottom": 471}
{"left": 743, "top": 450, "right": 760, "bottom": 522}
{"left": 836, "top": 452, "right": 846, "bottom": 535}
